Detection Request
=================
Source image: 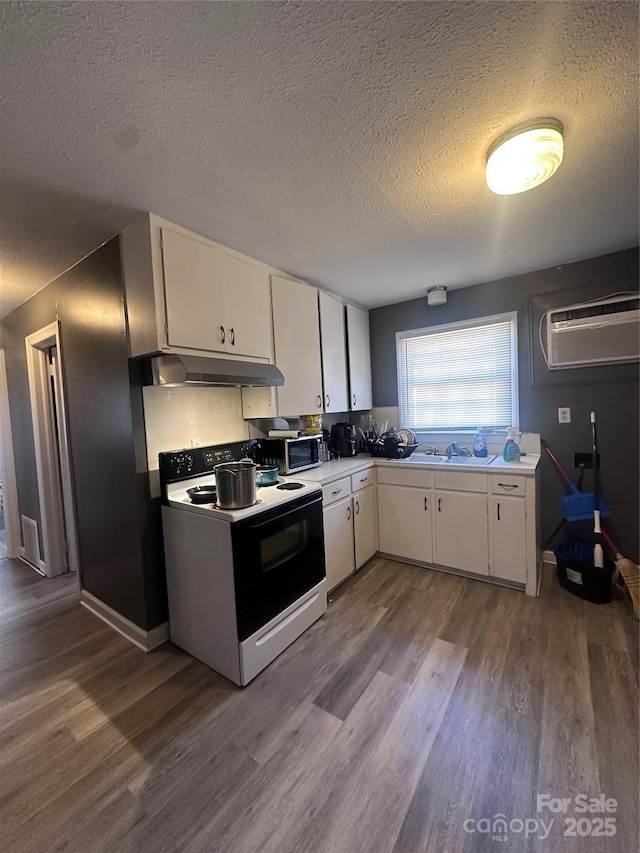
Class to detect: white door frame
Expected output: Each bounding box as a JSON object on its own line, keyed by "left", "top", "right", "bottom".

{"left": 0, "top": 350, "right": 21, "bottom": 558}
{"left": 25, "top": 321, "right": 78, "bottom": 578}
{"left": 50, "top": 345, "right": 80, "bottom": 577}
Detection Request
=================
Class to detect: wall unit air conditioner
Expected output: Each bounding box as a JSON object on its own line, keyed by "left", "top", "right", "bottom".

{"left": 545, "top": 295, "right": 640, "bottom": 369}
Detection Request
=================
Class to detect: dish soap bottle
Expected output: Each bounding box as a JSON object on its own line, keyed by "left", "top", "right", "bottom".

{"left": 473, "top": 426, "right": 488, "bottom": 457}
{"left": 503, "top": 427, "right": 521, "bottom": 462}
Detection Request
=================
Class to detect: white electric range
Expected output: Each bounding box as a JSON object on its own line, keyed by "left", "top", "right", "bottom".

{"left": 159, "top": 440, "right": 327, "bottom": 686}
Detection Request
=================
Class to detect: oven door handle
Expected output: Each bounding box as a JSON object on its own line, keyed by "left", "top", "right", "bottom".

{"left": 237, "top": 494, "right": 322, "bottom": 530}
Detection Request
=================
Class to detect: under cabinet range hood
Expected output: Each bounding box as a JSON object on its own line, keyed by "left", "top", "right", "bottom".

{"left": 144, "top": 354, "right": 285, "bottom": 387}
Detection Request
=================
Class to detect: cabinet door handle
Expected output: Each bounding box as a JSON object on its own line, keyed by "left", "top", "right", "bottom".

{"left": 331, "top": 488, "right": 342, "bottom": 495}
{"left": 498, "top": 483, "right": 518, "bottom": 490}
{"left": 424, "top": 496, "right": 428, "bottom": 511}
{"left": 317, "top": 395, "right": 322, "bottom": 408}
{"left": 230, "top": 328, "right": 235, "bottom": 346}
{"left": 355, "top": 500, "right": 360, "bottom": 515}
{"left": 326, "top": 394, "right": 330, "bottom": 407}
{"left": 497, "top": 502, "right": 501, "bottom": 521}
{"left": 438, "top": 498, "right": 442, "bottom": 512}
{"left": 347, "top": 506, "right": 352, "bottom": 521}
{"left": 352, "top": 394, "right": 357, "bottom": 407}
{"left": 360, "top": 476, "right": 368, "bottom": 483}
{"left": 220, "top": 326, "right": 226, "bottom": 344}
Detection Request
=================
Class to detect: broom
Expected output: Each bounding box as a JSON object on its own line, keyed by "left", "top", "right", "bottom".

{"left": 602, "top": 528, "right": 640, "bottom": 620}
{"left": 590, "top": 412, "right": 604, "bottom": 568}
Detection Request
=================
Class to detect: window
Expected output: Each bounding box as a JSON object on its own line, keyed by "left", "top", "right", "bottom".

{"left": 396, "top": 312, "right": 518, "bottom": 432}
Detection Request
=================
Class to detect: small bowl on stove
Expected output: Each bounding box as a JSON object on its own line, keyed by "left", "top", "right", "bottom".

{"left": 255, "top": 465, "right": 279, "bottom": 486}
{"left": 187, "top": 485, "right": 217, "bottom": 504}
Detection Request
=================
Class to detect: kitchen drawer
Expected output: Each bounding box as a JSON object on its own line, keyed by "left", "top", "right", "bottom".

{"left": 376, "top": 466, "right": 433, "bottom": 489}
{"left": 351, "top": 468, "right": 375, "bottom": 492}
{"left": 322, "top": 477, "right": 352, "bottom": 507}
{"left": 491, "top": 474, "right": 527, "bottom": 496}
{"left": 433, "top": 470, "right": 487, "bottom": 493}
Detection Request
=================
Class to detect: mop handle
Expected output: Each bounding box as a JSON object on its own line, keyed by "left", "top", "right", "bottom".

{"left": 591, "top": 411, "right": 600, "bottom": 513}
{"left": 541, "top": 440, "right": 581, "bottom": 495}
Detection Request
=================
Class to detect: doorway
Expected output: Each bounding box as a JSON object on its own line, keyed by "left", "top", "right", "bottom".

{"left": 0, "top": 349, "right": 20, "bottom": 561}
{"left": 25, "top": 322, "right": 79, "bottom": 578}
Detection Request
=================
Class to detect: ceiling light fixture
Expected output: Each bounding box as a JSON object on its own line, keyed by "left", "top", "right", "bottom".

{"left": 427, "top": 286, "right": 447, "bottom": 306}
{"left": 486, "top": 118, "right": 564, "bottom": 195}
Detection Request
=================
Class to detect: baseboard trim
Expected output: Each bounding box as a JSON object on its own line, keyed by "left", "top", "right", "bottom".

{"left": 80, "top": 590, "right": 169, "bottom": 652}
{"left": 542, "top": 550, "right": 557, "bottom": 566}
{"left": 19, "top": 550, "right": 46, "bottom": 576}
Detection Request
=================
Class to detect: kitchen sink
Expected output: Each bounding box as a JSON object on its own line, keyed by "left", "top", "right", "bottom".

{"left": 403, "top": 454, "right": 497, "bottom": 466}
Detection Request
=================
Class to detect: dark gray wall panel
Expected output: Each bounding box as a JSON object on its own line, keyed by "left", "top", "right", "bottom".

{"left": 1, "top": 238, "right": 166, "bottom": 629}
{"left": 370, "top": 248, "right": 640, "bottom": 562}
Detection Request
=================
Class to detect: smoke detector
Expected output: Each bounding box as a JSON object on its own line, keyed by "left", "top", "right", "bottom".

{"left": 427, "top": 286, "right": 447, "bottom": 306}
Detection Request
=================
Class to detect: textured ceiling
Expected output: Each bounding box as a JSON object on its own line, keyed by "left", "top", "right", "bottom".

{"left": 1, "top": 1, "right": 638, "bottom": 318}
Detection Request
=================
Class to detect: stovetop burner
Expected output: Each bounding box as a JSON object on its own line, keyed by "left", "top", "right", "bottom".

{"left": 257, "top": 479, "right": 283, "bottom": 488}
{"left": 276, "top": 482, "right": 305, "bottom": 490}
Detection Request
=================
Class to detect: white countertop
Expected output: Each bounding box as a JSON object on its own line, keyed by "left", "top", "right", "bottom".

{"left": 378, "top": 453, "right": 540, "bottom": 474}
{"left": 295, "top": 457, "right": 375, "bottom": 484}
{"left": 296, "top": 453, "right": 539, "bottom": 485}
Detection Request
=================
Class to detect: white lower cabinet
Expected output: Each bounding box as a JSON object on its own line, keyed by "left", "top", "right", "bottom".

{"left": 434, "top": 490, "right": 489, "bottom": 576}
{"left": 321, "top": 467, "right": 378, "bottom": 592}
{"left": 489, "top": 496, "right": 527, "bottom": 584}
{"left": 377, "top": 484, "right": 433, "bottom": 564}
{"left": 375, "top": 463, "right": 538, "bottom": 594}
{"left": 323, "top": 497, "right": 355, "bottom": 592}
{"left": 353, "top": 485, "right": 377, "bottom": 569}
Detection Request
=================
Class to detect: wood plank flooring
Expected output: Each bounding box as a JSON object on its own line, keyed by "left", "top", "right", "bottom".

{"left": 1, "top": 554, "right": 637, "bottom": 853}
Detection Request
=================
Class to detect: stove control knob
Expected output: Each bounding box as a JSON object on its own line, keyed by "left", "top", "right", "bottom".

{"left": 173, "top": 453, "right": 194, "bottom": 476}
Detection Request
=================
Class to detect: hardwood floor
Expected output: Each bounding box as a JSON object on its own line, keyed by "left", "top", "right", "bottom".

{"left": 1, "top": 555, "right": 637, "bottom": 852}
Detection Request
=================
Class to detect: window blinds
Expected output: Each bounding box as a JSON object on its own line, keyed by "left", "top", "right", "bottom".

{"left": 397, "top": 316, "right": 516, "bottom": 431}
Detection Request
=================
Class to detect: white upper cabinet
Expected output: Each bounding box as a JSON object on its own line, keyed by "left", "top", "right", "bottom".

{"left": 161, "top": 229, "right": 227, "bottom": 352}
{"left": 319, "top": 291, "right": 349, "bottom": 413}
{"left": 271, "top": 275, "right": 324, "bottom": 417}
{"left": 346, "top": 304, "right": 373, "bottom": 411}
{"left": 222, "top": 254, "right": 271, "bottom": 360}
{"left": 121, "top": 215, "right": 271, "bottom": 360}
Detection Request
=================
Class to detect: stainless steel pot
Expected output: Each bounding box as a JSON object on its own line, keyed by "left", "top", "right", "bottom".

{"left": 214, "top": 461, "right": 257, "bottom": 509}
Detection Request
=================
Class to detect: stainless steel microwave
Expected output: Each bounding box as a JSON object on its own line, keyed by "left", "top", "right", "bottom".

{"left": 258, "top": 435, "right": 323, "bottom": 475}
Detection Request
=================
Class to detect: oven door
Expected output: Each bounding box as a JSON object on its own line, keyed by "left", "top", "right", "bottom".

{"left": 230, "top": 493, "right": 325, "bottom": 641}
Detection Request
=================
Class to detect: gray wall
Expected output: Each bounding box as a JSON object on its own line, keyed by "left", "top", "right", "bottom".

{"left": 370, "top": 248, "right": 640, "bottom": 562}
{"left": 0, "top": 239, "right": 166, "bottom": 629}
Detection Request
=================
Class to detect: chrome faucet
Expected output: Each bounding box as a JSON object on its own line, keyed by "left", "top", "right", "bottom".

{"left": 445, "top": 442, "right": 472, "bottom": 459}
{"left": 423, "top": 445, "right": 440, "bottom": 456}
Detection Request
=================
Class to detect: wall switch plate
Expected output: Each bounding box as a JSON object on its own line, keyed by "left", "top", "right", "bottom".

{"left": 558, "top": 407, "right": 571, "bottom": 423}
{"left": 191, "top": 438, "right": 203, "bottom": 448}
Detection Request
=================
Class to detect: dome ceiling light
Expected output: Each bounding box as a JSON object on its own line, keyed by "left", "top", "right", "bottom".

{"left": 486, "top": 118, "right": 564, "bottom": 195}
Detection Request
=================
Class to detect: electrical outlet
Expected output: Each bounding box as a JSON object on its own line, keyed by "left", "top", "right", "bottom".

{"left": 558, "top": 407, "right": 571, "bottom": 424}
{"left": 191, "top": 438, "right": 203, "bottom": 448}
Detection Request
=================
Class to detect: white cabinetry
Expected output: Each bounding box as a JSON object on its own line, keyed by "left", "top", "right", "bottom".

{"left": 319, "top": 291, "right": 349, "bottom": 413}
{"left": 121, "top": 215, "right": 271, "bottom": 360}
{"left": 320, "top": 465, "right": 377, "bottom": 591}
{"left": 489, "top": 496, "right": 527, "bottom": 583}
{"left": 161, "top": 228, "right": 226, "bottom": 352}
{"left": 434, "top": 490, "right": 488, "bottom": 575}
{"left": 376, "top": 462, "right": 539, "bottom": 594}
{"left": 323, "top": 497, "right": 355, "bottom": 592}
{"left": 346, "top": 304, "right": 373, "bottom": 411}
{"left": 353, "top": 482, "right": 377, "bottom": 569}
{"left": 378, "top": 484, "right": 433, "bottom": 564}
{"left": 271, "top": 276, "right": 324, "bottom": 417}
{"left": 377, "top": 466, "right": 434, "bottom": 564}
{"left": 489, "top": 474, "right": 530, "bottom": 585}
{"left": 221, "top": 254, "right": 271, "bottom": 359}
